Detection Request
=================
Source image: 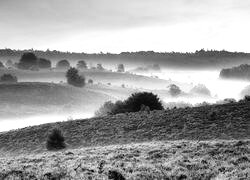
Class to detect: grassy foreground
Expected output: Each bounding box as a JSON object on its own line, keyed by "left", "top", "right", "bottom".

{"left": 0, "top": 140, "right": 249, "bottom": 179}
{"left": 0, "top": 101, "right": 249, "bottom": 179}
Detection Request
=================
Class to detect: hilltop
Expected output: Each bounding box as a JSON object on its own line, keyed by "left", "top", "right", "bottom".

{"left": 0, "top": 101, "right": 249, "bottom": 155}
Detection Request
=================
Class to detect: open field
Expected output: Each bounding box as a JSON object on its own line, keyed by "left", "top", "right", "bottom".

{"left": 0, "top": 101, "right": 249, "bottom": 154}
{"left": 0, "top": 96, "right": 249, "bottom": 179}
{"left": 0, "top": 140, "right": 249, "bottom": 179}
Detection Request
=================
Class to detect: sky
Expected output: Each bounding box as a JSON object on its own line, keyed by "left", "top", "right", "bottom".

{"left": 0, "top": 0, "right": 250, "bottom": 53}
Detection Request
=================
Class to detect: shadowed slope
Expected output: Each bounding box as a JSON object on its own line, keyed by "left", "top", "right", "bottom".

{"left": 0, "top": 101, "right": 249, "bottom": 155}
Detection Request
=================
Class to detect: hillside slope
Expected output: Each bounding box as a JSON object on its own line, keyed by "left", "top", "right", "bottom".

{"left": 0, "top": 82, "right": 114, "bottom": 118}
{"left": 0, "top": 101, "right": 249, "bottom": 155}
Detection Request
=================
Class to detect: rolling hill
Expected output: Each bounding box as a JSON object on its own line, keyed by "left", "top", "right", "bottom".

{"left": 0, "top": 101, "right": 249, "bottom": 154}
{"left": 0, "top": 101, "right": 249, "bottom": 179}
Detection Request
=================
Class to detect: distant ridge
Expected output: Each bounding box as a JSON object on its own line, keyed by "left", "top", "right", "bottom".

{"left": 1, "top": 49, "right": 250, "bottom": 69}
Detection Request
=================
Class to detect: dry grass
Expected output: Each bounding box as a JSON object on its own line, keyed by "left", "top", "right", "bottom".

{"left": 0, "top": 140, "right": 249, "bottom": 179}
{"left": 0, "top": 101, "right": 249, "bottom": 179}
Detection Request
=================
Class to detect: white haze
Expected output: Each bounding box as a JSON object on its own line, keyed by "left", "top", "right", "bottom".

{"left": 0, "top": 68, "right": 249, "bottom": 132}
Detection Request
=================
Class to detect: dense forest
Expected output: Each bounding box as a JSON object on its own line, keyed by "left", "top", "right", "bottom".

{"left": 220, "top": 64, "right": 250, "bottom": 80}
{"left": 1, "top": 49, "right": 250, "bottom": 69}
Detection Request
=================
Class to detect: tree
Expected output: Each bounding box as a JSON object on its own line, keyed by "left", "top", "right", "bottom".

{"left": 38, "top": 58, "right": 51, "bottom": 69}
{"left": 0, "top": 61, "right": 4, "bottom": 68}
{"left": 46, "top": 128, "right": 66, "bottom": 150}
{"left": 5, "top": 59, "right": 14, "bottom": 68}
{"left": 66, "top": 67, "right": 85, "bottom": 87}
{"left": 18, "top": 52, "right": 38, "bottom": 70}
{"left": 76, "top": 60, "right": 87, "bottom": 69}
{"left": 124, "top": 92, "right": 164, "bottom": 112}
{"left": 168, "top": 84, "right": 181, "bottom": 97}
{"left": 88, "top": 79, "right": 93, "bottom": 84}
{"left": 56, "top": 60, "right": 70, "bottom": 69}
{"left": 96, "top": 63, "right": 104, "bottom": 71}
{"left": 117, "top": 64, "right": 125, "bottom": 72}
{"left": 95, "top": 92, "right": 164, "bottom": 116}
{"left": 0, "top": 74, "right": 17, "bottom": 83}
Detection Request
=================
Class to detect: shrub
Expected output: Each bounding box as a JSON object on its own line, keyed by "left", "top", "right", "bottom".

{"left": 76, "top": 60, "right": 87, "bottom": 69}
{"left": 124, "top": 92, "right": 164, "bottom": 112}
{"left": 0, "top": 74, "right": 17, "bottom": 83}
{"left": 38, "top": 58, "right": 51, "bottom": 69}
{"left": 18, "top": 52, "right": 38, "bottom": 70}
{"left": 88, "top": 79, "right": 93, "bottom": 84}
{"left": 66, "top": 67, "right": 85, "bottom": 87}
{"left": 46, "top": 128, "right": 66, "bottom": 150}
{"left": 0, "top": 61, "right": 4, "bottom": 68}
{"left": 95, "top": 92, "right": 164, "bottom": 116}
{"left": 244, "top": 95, "right": 250, "bottom": 102}
{"left": 95, "top": 101, "right": 116, "bottom": 117}
{"left": 5, "top": 59, "right": 14, "bottom": 68}
{"left": 56, "top": 60, "right": 70, "bottom": 69}
{"left": 117, "top": 64, "right": 125, "bottom": 72}
{"left": 96, "top": 63, "right": 104, "bottom": 71}
{"left": 168, "top": 84, "right": 181, "bottom": 97}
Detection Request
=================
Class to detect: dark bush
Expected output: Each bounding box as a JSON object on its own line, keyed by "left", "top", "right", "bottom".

{"left": 96, "top": 63, "right": 104, "bottom": 71}
{"left": 5, "top": 59, "right": 14, "bottom": 68}
{"left": 0, "top": 61, "right": 4, "bottom": 68}
{"left": 56, "top": 60, "right": 70, "bottom": 69}
{"left": 244, "top": 95, "right": 250, "bottom": 102}
{"left": 0, "top": 74, "right": 17, "bottom": 83}
{"left": 66, "top": 67, "right": 85, "bottom": 87}
{"left": 46, "top": 128, "right": 66, "bottom": 150}
{"left": 76, "top": 60, "right": 87, "bottom": 69}
{"left": 38, "top": 58, "right": 51, "bottom": 69}
{"left": 18, "top": 52, "right": 38, "bottom": 70}
{"left": 88, "top": 79, "right": 93, "bottom": 84}
{"left": 117, "top": 64, "right": 125, "bottom": 72}
{"left": 95, "top": 92, "right": 164, "bottom": 116}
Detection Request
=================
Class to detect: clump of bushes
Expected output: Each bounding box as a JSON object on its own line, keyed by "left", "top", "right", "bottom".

{"left": 17, "top": 52, "right": 52, "bottom": 70}
{"left": 168, "top": 84, "right": 181, "bottom": 97}
{"left": 18, "top": 52, "right": 38, "bottom": 70}
{"left": 76, "top": 60, "right": 87, "bottom": 69}
{"left": 56, "top": 59, "right": 70, "bottom": 69}
{"left": 46, "top": 128, "right": 66, "bottom": 150}
{"left": 95, "top": 92, "right": 164, "bottom": 116}
{"left": 88, "top": 79, "right": 93, "bottom": 84}
{"left": 0, "top": 73, "right": 17, "bottom": 83}
{"left": 66, "top": 67, "right": 85, "bottom": 87}
{"left": 117, "top": 64, "right": 125, "bottom": 72}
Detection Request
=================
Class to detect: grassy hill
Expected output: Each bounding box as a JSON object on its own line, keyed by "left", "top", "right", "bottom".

{"left": 0, "top": 82, "right": 114, "bottom": 119}
{"left": 0, "top": 101, "right": 249, "bottom": 179}
{"left": 0, "top": 101, "right": 249, "bottom": 155}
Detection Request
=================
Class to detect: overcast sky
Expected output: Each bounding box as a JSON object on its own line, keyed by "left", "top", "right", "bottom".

{"left": 0, "top": 0, "right": 250, "bottom": 53}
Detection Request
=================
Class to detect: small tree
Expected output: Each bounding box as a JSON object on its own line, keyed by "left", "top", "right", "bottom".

{"left": 96, "top": 63, "right": 104, "bottom": 71}
{"left": 18, "top": 52, "right": 38, "bottom": 70}
{"left": 88, "top": 79, "right": 93, "bottom": 84}
{"left": 117, "top": 64, "right": 125, "bottom": 72}
{"left": 46, "top": 128, "right": 66, "bottom": 150}
{"left": 124, "top": 92, "right": 164, "bottom": 112}
{"left": 0, "top": 61, "right": 4, "bottom": 68}
{"left": 0, "top": 74, "right": 17, "bottom": 83}
{"left": 56, "top": 60, "right": 70, "bottom": 69}
{"left": 77, "top": 60, "right": 87, "bottom": 69}
{"left": 168, "top": 84, "right": 181, "bottom": 97}
{"left": 5, "top": 59, "right": 14, "bottom": 68}
{"left": 38, "top": 58, "right": 51, "bottom": 69}
{"left": 66, "top": 67, "right": 85, "bottom": 87}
